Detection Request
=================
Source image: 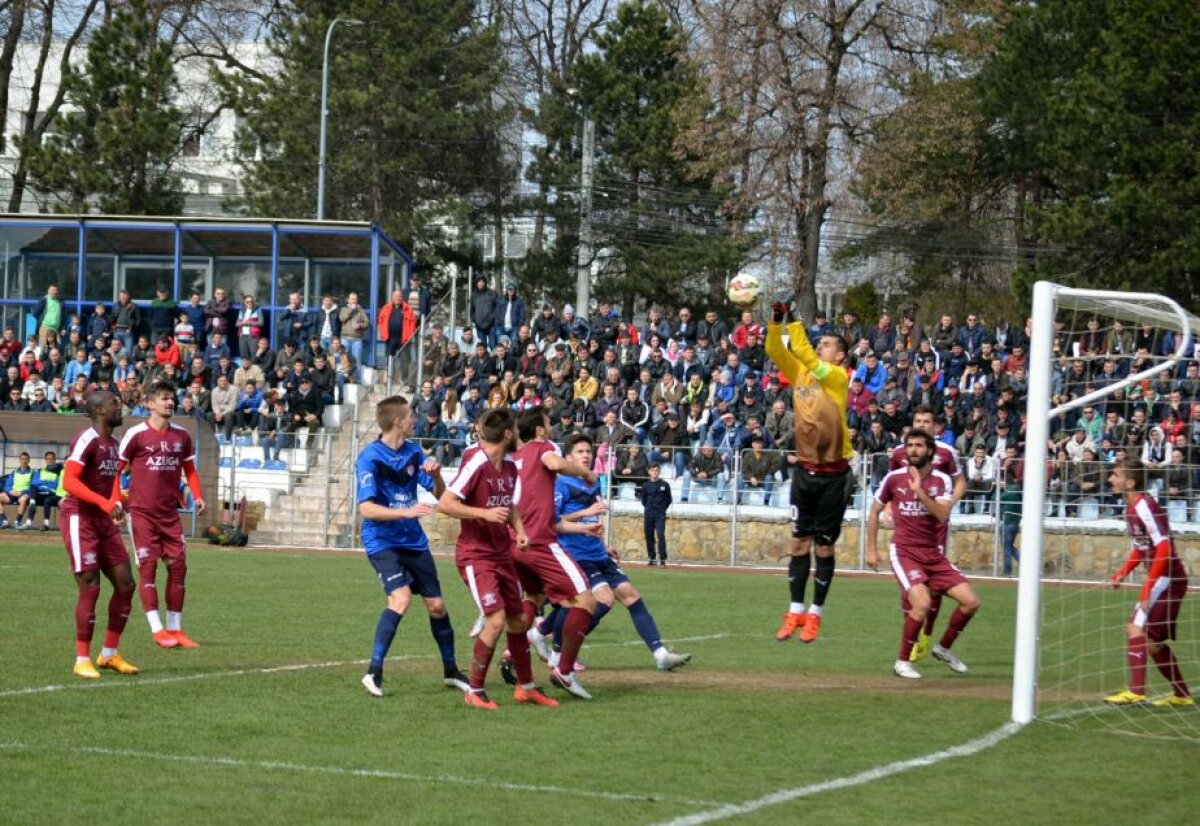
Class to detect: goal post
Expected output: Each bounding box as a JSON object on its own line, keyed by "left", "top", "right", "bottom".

{"left": 1012, "top": 281, "right": 1194, "bottom": 725}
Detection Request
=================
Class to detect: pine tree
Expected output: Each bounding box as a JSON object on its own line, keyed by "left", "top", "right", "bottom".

{"left": 26, "top": 0, "right": 185, "bottom": 214}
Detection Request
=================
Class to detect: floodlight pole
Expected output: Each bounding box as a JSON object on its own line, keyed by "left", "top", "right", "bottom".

{"left": 317, "top": 17, "right": 363, "bottom": 221}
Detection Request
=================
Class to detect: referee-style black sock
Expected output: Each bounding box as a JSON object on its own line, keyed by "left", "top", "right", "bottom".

{"left": 812, "top": 555, "right": 836, "bottom": 606}
{"left": 788, "top": 554, "right": 811, "bottom": 604}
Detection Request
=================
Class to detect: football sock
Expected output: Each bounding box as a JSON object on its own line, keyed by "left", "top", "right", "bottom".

{"left": 1128, "top": 634, "right": 1148, "bottom": 695}
{"left": 938, "top": 607, "right": 974, "bottom": 649}
{"left": 370, "top": 608, "right": 404, "bottom": 675}
{"left": 166, "top": 611, "right": 183, "bottom": 632}
{"left": 789, "top": 602, "right": 806, "bottom": 615}
{"left": 1152, "top": 645, "right": 1189, "bottom": 697}
{"left": 100, "top": 647, "right": 118, "bottom": 659}
{"left": 469, "top": 638, "right": 496, "bottom": 690}
{"left": 627, "top": 599, "right": 663, "bottom": 652}
{"left": 165, "top": 559, "right": 187, "bottom": 614}
{"left": 788, "top": 554, "right": 810, "bottom": 604}
{"left": 506, "top": 631, "right": 534, "bottom": 685}
{"left": 75, "top": 584, "right": 100, "bottom": 655}
{"left": 587, "top": 601, "right": 611, "bottom": 632}
{"left": 812, "top": 554, "right": 835, "bottom": 606}
{"left": 899, "top": 614, "right": 923, "bottom": 661}
{"left": 556, "top": 606, "right": 593, "bottom": 676}
{"left": 138, "top": 559, "right": 159, "bottom": 612}
{"left": 552, "top": 605, "right": 569, "bottom": 652}
{"left": 428, "top": 614, "right": 457, "bottom": 669}
{"left": 146, "top": 610, "right": 164, "bottom": 634}
{"left": 103, "top": 586, "right": 133, "bottom": 651}
{"left": 538, "top": 605, "right": 563, "bottom": 638}
{"left": 808, "top": 604, "right": 823, "bottom": 618}
{"left": 924, "top": 593, "right": 943, "bottom": 636}
{"left": 520, "top": 599, "right": 538, "bottom": 632}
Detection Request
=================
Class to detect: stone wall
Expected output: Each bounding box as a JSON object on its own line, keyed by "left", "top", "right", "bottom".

{"left": 422, "top": 508, "right": 1200, "bottom": 578}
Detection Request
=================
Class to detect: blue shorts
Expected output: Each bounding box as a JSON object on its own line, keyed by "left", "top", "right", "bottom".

{"left": 578, "top": 558, "right": 629, "bottom": 591}
{"left": 367, "top": 548, "right": 442, "bottom": 597}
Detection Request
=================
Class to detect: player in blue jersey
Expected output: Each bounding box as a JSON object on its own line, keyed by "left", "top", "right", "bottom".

{"left": 554, "top": 433, "right": 691, "bottom": 672}
{"left": 356, "top": 395, "right": 469, "bottom": 697}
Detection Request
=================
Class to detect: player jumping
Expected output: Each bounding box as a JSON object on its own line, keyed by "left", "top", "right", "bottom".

{"left": 117, "top": 380, "right": 206, "bottom": 649}
{"left": 867, "top": 430, "right": 980, "bottom": 679}
{"left": 553, "top": 433, "right": 691, "bottom": 678}
{"left": 438, "top": 407, "right": 554, "bottom": 710}
{"left": 766, "top": 309, "right": 855, "bottom": 644}
{"left": 1105, "top": 455, "right": 1192, "bottom": 706}
{"left": 355, "top": 395, "right": 470, "bottom": 697}
{"left": 60, "top": 391, "right": 139, "bottom": 678}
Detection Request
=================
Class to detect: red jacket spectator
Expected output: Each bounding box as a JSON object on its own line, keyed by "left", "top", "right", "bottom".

{"left": 154, "top": 339, "right": 182, "bottom": 369}
{"left": 377, "top": 299, "right": 417, "bottom": 345}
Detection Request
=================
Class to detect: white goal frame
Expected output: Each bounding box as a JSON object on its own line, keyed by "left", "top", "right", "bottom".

{"left": 1012, "top": 281, "right": 1193, "bottom": 724}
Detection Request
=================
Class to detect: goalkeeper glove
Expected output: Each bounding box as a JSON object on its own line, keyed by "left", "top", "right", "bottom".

{"left": 771, "top": 302, "right": 791, "bottom": 324}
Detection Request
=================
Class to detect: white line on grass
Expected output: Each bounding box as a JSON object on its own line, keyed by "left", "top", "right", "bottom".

{"left": 652, "top": 722, "right": 1024, "bottom": 826}
{"left": 0, "top": 634, "right": 733, "bottom": 699}
{"left": 0, "top": 741, "right": 721, "bottom": 807}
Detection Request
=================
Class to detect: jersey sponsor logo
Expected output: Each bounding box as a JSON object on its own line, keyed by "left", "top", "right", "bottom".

{"left": 486, "top": 494, "right": 513, "bottom": 508}
{"left": 144, "top": 454, "right": 182, "bottom": 470}
{"left": 896, "top": 499, "right": 930, "bottom": 516}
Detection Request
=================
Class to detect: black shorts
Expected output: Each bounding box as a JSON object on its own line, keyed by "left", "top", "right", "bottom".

{"left": 367, "top": 548, "right": 443, "bottom": 598}
{"left": 789, "top": 467, "right": 856, "bottom": 546}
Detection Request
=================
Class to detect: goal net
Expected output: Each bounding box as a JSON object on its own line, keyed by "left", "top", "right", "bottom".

{"left": 1013, "top": 282, "right": 1199, "bottom": 741}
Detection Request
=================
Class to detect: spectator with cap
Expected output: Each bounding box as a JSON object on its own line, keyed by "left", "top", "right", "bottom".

{"left": 987, "top": 419, "right": 1016, "bottom": 458}
{"left": 836, "top": 309, "right": 864, "bottom": 348}
{"left": 649, "top": 408, "right": 689, "bottom": 477}
{"left": 684, "top": 439, "right": 725, "bottom": 503}
{"left": 496, "top": 281, "right": 526, "bottom": 344}
{"left": 740, "top": 431, "right": 780, "bottom": 506}
{"left": 469, "top": 275, "right": 500, "bottom": 347}
{"left": 875, "top": 373, "right": 909, "bottom": 414}
{"left": 531, "top": 303, "right": 562, "bottom": 343}
{"left": 561, "top": 304, "right": 590, "bottom": 340}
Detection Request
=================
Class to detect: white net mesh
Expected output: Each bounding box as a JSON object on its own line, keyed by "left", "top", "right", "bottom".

{"left": 1031, "top": 287, "right": 1199, "bottom": 741}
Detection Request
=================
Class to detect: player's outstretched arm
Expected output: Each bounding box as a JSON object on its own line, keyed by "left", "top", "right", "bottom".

{"left": 543, "top": 452, "right": 598, "bottom": 486}
{"left": 765, "top": 322, "right": 802, "bottom": 384}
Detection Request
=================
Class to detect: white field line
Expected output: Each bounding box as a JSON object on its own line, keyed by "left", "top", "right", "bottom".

{"left": 0, "top": 741, "right": 721, "bottom": 807}
{"left": 651, "top": 722, "right": 1024, "bottom": 826}
{"left": 0, "top": 634, "right": 734, "bottom": 700}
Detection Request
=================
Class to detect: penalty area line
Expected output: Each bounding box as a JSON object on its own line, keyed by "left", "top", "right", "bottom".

{"left": 0, "top": 742, "right": 722, "bottom": 807}
{"left": 652, "top": 722, "right": 1024, "bottom": 826}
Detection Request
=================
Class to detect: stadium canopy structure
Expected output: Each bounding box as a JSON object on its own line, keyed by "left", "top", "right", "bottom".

{"left": 0, "top": 214, "right": 414, "bottom": 359}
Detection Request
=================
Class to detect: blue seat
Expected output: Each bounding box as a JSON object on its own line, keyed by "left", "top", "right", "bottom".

{"left": 219, "top": 457, "right": 233, "bottom": 468}
{"left": 216, "top": 434, "right": 229, "bottom": 446}
{"left": 264, "top": 460, "right": 288, "bottom": 471}
{"left": 233, "top": 434, "right": 254, "bottom": 447}
{"left": 237, "top": 458, "right": 263, "bottom": 470}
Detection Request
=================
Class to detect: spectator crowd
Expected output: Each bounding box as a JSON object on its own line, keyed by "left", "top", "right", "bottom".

{"left": 7, "top": 277, "right": 1200, "bottom": 520}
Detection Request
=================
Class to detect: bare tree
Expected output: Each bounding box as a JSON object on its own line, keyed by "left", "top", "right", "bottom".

{"left": 683, "top": 0, "right": 923, "bottom": 317}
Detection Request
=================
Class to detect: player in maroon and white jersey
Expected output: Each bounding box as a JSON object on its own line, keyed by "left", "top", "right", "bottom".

{"left": 886, "top": 405, "right": 967, "bottom": 662}
{"left": 60, "top": 391, "right": 140, "bottom": 678}
{"left": 489, "top": 406, "right": 600, "bottom": 698}
{"left": 117, "top": 381, "right": 206, "bottom": 650}
{"left": 867, "top": 430, "right": 981, "bottom": 680}
{"left": 438, "top": 406, "right": 544, "bottom": 710}
{"left": 1104, "top": 455, "right": 1192, "bottom": 706}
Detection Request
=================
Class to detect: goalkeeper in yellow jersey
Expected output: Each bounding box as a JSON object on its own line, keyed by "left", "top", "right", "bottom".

{"left": 766, "top": 302, "right": 856, "bottom": 644}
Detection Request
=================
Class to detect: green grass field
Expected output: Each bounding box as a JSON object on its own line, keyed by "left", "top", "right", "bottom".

{"left": 1, "top": 534, "right": 1196, "bottom": 824}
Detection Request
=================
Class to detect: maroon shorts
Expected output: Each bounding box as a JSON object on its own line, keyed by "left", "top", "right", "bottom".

{"left": 61, "top": 509, "right": 129, "bottom": 574}
{"left": 129, "top": 511, "right": 187, "bottom": 564}
{"left": 889, "top": 543, "right": 968, "bottom": 597}
{"left": 1134, "top": 577, "right": 1188, "bottom": 642}
{"left": 457, "top": 555, "right": 523, "bottom": 617}
{"left": 514, "top": 543, "right": 590, "bottom": 604}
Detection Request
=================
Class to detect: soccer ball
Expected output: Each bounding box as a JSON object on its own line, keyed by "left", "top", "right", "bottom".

{"left": 727, "top": 273, "right": 762, "bottom": 307}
